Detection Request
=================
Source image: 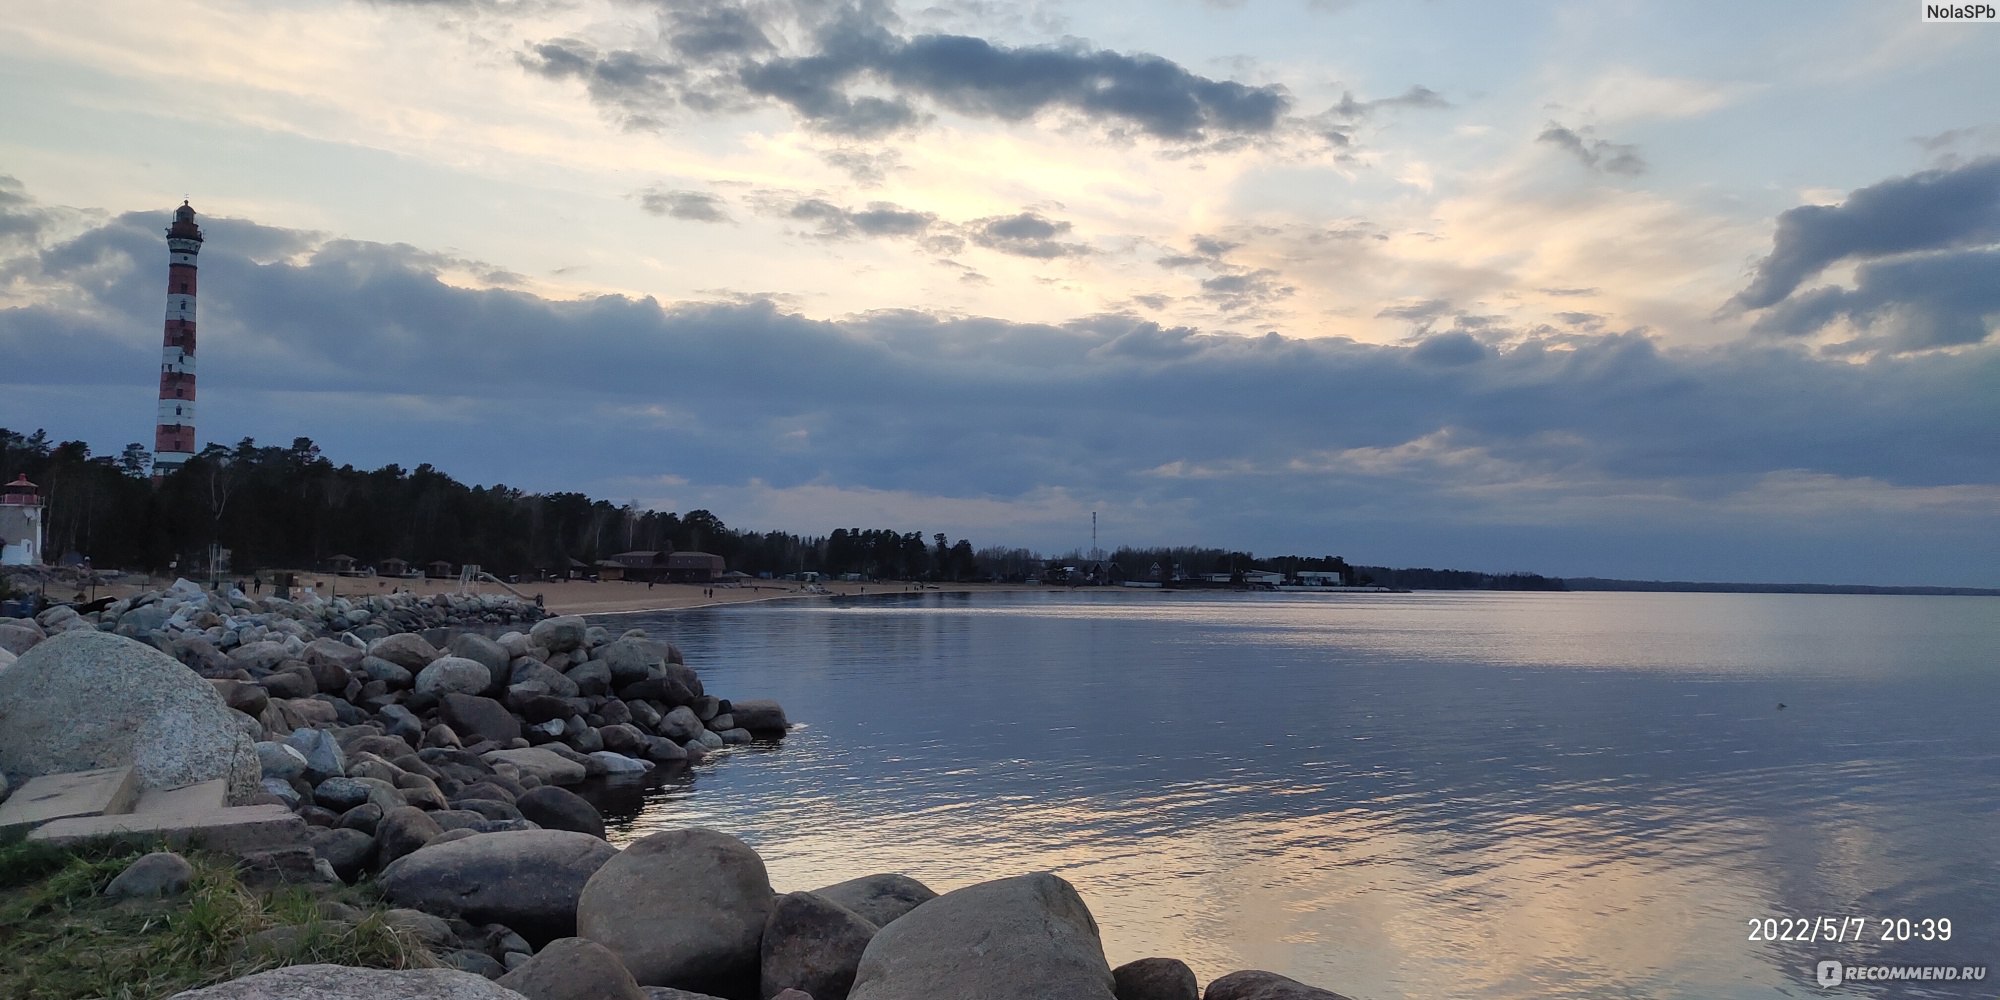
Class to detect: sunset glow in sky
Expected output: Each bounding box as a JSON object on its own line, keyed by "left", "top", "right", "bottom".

{"left": 2, "top": 0, "right": 1996, "bottom": 584}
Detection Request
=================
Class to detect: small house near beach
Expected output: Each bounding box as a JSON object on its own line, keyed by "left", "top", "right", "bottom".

{"left": 426, "top": 560, "right": 454, "bottom": 579}
{"left": 667, "top": 551, "right": 725, "bottom": 583}
{"left": 327, "top": 554, "right": 357, "bottom": 575}
{"left": 608, "top": 550, "right": 671, "bottom": 582}
{"left": 381, "top": 557, "right": 411, "bottom": 578}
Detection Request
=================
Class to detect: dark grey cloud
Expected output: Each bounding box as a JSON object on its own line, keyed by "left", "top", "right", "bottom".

{"left": 1733, "top": 157, "right": 2000, "bottom": 311}
{"left": 1303, "top": 84, "right": 1451, "bottom": 149}
{"left": 638, "top": 188, "right": 732, "bottom": 222}
{"left": 1377, "top": 298, "right": 1454, "bottom": 324}
{"left": 1409, "top": 331, "right": 1488, "bottom": 367}
{"left": 1537, "top": 122, "right": 1646, "bottom": 176}
{"left": 970, "top": 212, "right": 1088, "bottom": 258}
{"left": 4, "top": 197, "right": 1996, "bottom": 585}
{"left": 1198, "top": 268, "right": 1292, "bottom": 316}
{"left": 1333, "top": 84, "right": 1451, "bottom": 118}
{"left": 1154, "top": 235, "right": 1288, "bottom": 316}
{"left": 519, "top": 40, "right": 694, "bottom": 125}
{"left": 1156, "top": 234, "right": 1238, "bottom": 269}
{"left": 760, "top": 197, "right": 1091, "bottom": 260}
{"left": 820, "top": 148, "right": 903, "bottom": 185}
{"left": 1540, "top": 286, "right": 1598, "bottom": 298}
{"left": 786, "top": 198, "right": 940, "bottom": 241}
{"left": 521, "top": 1, "right": 1290, "bottom": 144}
{"left": 0, "top": 176, "right": 54, "bottom": 246}
{"left": 1753, "top": 248, "right": 2000, "bottom": 351}
{"left": 662, "top": 3, "right": 774, "bottom": 59}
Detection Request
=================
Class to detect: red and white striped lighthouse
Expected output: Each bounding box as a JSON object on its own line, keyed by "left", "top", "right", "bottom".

{"left": 154, "top": 200, "right": 202, "bottom": 478}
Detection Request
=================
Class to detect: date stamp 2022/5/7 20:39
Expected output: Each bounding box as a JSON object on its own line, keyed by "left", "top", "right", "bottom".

{"left": 1748, "top": 916, "right": 1986, "bottom": 989}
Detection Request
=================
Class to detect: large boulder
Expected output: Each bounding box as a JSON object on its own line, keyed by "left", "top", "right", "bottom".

{"left": 656, "top": 706, "right": 704, "bottom": 743}
{"left": 1202, "top": 972, "right": 1354, "bottom": 1000}
{"left": 308, "top": 827, "right": 376, "bottom": 881}
{"left": 0, "top": 621, "right": 40, "bottom": 656}
{"left": 565, "top": 659, "right": 613, "bottom": 697}
{"left": 0, "top": 630, "right": 260, "bottom": 801}
{"left": 496, "top": 937, "right": 646, "bottom": 1000}
{"left": 847, "top": 873, "right": 1114, "bottom": 1000}
{"left": 530, "top": 615, "right": 588, "bottom": 653}
{"left": 376, "top": 805, "right": 445, "bottom": 866}
{"left": 377, "top": 829, "right": 619, "bottom": 944}
{"left": 577, "top": 827, "right": 775, "bottom": 992}
{"left": 811, "top": 874, "right": 937, "bottom": 930}
{"left": 483, "top": 747, "right": 586, "bottom": 786}
{"left": 417, "top": 656, "right": 495, "bottom": 698}
{"left": 106, "top": 851, "right": 196, "bottom": 898}
{"left": 728, "top": 700, "right": 789, "bottom": 736}
{"left": 228, "top": 641, "right": 292, "bottom": 673}
{"left": 302, "top": 638, "right": 365, "bottom": 690}
{"left": 441, "top": 693, "right": 522, "bottom": 744}
{"left": 283, "top": 727, "right": 347, "bottom": 780}
{"left": 762, "top": 890, "right": 877, "bottom": 1000}
{"left": 361, "top": 655, "right": 415, "bottom": 688}
{"left": 511, "top": 660, "right": 579, "bottom": 698}
{"left": 598, "top": 638, "right": 663, "bottom": 685}
{"left": 1114, "top": 958, "right": 1199, "bottom": 1000}
{"left": 165, "top": 964, "right": 526, "bottom": 999}
{"left": 516, "top": 785, "right": 606, "bottom": 839}
{"left": 448, "top": 633, "right": 512, "bottom": 688}
{"left": 254, "top": 741, "right": 308, "bottom": 781}
{"left": 369, "top": 633, "right": 441, "bottom": 671}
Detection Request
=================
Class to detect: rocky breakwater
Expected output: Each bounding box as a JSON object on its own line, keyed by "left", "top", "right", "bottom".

{"left": 172, "top": 825, "right": 1359, "bottom": 1000}
{"left": 221, "top": 612, "right": 793, "bottom": 880}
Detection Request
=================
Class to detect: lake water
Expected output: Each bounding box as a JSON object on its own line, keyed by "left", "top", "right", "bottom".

{"left": 585, "top": 590, "right": 1999, "bottom": 999}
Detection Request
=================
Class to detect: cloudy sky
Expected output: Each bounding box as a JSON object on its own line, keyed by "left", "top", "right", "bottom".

{"left": 2, "top": 0, "right": 1996, "bottom": 585}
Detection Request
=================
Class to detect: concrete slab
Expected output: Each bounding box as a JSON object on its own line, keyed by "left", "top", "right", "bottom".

{"left": 0, "top": 767, "right": 139, "bottom": 833}
{"left": 27, "top": 804, "right": 307, "bottom": 855}
{"left": 133, "top": 778, "right": 230, "bottom": 815}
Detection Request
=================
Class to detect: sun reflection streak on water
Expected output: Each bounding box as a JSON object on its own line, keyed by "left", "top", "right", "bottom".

{"left": 584, "top": 591, "right": 2000, "bottom": 1000}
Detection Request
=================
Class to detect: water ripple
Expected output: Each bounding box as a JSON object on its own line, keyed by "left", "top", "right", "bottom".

{"left": 583, "top": 591, "right": 2000, "bottom": 1000}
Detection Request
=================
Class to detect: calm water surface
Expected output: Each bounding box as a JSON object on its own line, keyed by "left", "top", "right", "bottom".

{"left": 585, "top": 591, "right": 1999, "bottom": 999}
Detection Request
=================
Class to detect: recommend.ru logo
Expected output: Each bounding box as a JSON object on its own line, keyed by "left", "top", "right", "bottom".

{"left": 1815, "top": 960, "right": 1988, "bottom": 987}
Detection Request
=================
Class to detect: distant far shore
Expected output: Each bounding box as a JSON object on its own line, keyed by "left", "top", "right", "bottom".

{"left": 16, "top": 571, "right": 1994, "bottom": 616}
{"left": 1561, "top": 577, "right": 2000, "bottom": 597}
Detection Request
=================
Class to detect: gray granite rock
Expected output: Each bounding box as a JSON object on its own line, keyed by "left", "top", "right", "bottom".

{"left": 0, "top": 630, "right": 260, "bottom": 801}
{"left": 847, "top": 873, "right": 1114, "bottom": 1000}
{"left": 166, "top": 964, "right": 527, "bottom": 999}
{"left": 105, "top": 851, "right": 195, "bottom": 898}
{"left": 577, "top": 827, "right": 773, "bottom": 992}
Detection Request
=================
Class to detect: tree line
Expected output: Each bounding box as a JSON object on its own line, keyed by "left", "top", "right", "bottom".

{"left": 0, "top": 430, "right": 989, "bottom": 581}
{"left": 0, "top": 427, "right": 1557, "bottom": 591}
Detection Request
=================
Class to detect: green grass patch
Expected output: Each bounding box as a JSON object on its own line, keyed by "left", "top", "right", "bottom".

{"left": 0, "top": 842, "right": 436, "bottom": 999}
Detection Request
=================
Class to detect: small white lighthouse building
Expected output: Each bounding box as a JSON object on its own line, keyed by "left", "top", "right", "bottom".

{"left": 154, "top": 200, "right": 203, "bottom": 478}
{"left": 0, "top": 474, "right": 45, "bottom": 566}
